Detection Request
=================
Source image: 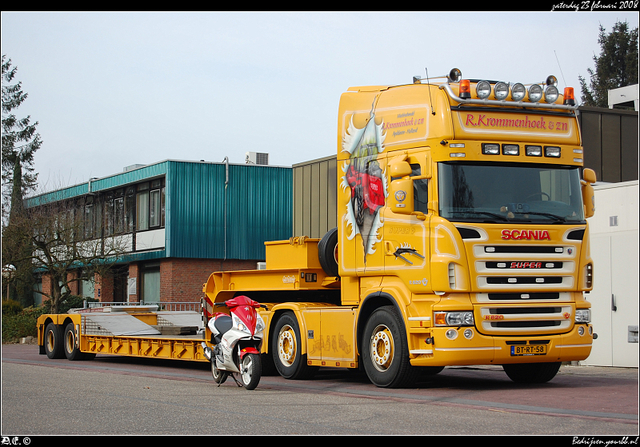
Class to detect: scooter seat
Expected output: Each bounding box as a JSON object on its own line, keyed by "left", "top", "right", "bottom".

{"left": 213, "top": 315, "right": 232, "bottom": 337}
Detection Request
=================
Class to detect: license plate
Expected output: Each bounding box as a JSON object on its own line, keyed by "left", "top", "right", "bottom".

{"left": 510, "top": 345, "right": 547, "bottom": 356}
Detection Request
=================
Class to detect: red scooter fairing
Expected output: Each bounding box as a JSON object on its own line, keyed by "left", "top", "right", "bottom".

{"left": 224, "top": 295, "right": 262, "bottom": 336}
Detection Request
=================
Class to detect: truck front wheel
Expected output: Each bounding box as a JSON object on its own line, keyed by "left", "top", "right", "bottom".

{"left": 272, "top": 312, "right": 317, "bottom": 380}
{"left": 502, "top": 362, "right": 561, "bottom": 383}
{"left": 362, "top": 306, "right": 419, "bottom": 388}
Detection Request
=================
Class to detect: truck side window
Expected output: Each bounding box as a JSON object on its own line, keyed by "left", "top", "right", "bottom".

{"left": 411, "top": 163, "right": 429, "bottom": 214}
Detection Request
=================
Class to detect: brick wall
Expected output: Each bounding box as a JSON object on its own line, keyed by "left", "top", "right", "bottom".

{"left": 159, "top": 258, "right": 257, "bottom": 303}
{"left": 39, "top": 258, "right": 258, "bottom": 305}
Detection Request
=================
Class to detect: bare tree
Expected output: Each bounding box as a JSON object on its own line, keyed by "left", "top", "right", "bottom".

{"left": 6, "top": 198, "right": 130, "bottom": 313}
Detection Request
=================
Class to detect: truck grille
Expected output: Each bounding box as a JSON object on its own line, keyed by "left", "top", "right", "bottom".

{"left": 472, "top": 243, "right": 576, "bottom": 291}
{"left": 477, "top": 304, "right": 573, "bottom": 335}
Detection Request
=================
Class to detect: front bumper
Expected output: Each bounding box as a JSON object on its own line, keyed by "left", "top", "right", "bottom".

{"left": 408, "top": 323, "right": 593, "bottom": 367}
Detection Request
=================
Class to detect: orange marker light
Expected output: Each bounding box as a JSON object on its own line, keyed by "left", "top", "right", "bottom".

{"left": 460, "top": 79, "right": 471, "bottom": 99}
{"left": 564, "top": 87, "right": 575, "bottom": 106}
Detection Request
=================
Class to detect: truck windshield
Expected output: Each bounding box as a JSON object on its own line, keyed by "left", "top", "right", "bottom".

{"left": 438, "top": 162, "right": 585, "bottom": 223}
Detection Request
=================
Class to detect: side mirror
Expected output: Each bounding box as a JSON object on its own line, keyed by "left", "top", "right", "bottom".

{"left": 388, "top": 178, "right": 427, "bottom": 220}
{"left": 389, "top": 178, "right": 414, "bottom": 214}
{"left": 389, "top": 160, "right": 412, "bottom": 178}
{"left": 581, "top": 168, "right": 596, "bottom": 218}
{"left": 583, "top": 168, "right": 596, "bottom": 184}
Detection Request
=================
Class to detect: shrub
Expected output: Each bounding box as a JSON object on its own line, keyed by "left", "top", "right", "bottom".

{"left": 2, "top": 306, "right": 47, "bottom": 342}
{"left": 2, "top": 299, "right": 23, "bottom": 316}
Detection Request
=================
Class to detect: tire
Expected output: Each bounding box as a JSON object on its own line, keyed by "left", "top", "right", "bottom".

{"left": 318, "top": 228, "right": 339, "bottom": 277}
{"left": 420, "top": 366, "right": 445, "bottom": 376}
{"left": 240, "top": 353, "right": 262, "bottom": 390}
{"left": 361, "top": 306, "right": 419, "bottom": 388}
{"left": 502, "top": 362, "right": 562, "bottom": 384}
{"left": 44, "top": 323, "right": 64, "bottom": 359}
{"left": 272, "top": 312, "right": 317, "bottom": 380}
{"left": 211, "top": 357, "right": 228, "bottom": 385}
{"left": 63, "top": 322, "right": 83, "bottom": 360}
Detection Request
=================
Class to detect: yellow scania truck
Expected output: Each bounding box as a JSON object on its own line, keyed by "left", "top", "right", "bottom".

{"left": 38, "top": 68, "right": 597, "bottom": 389}
{"left": 203, "top": 68, "right": 597, "bottom": 387}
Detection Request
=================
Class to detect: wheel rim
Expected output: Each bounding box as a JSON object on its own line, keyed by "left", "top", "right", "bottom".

{"left": 241, "top": 355, "right": 254, "bottom": 385}
{"left": 370, "top": 324, "right": 394, "bottom": 372}
{"left": 211, "top": 359, "right": 226, "bottom": 383}
{"left": 46, "top": 330, "right": 55, "bottom": 353}
{"left": 277, "top": 324, "right": 297, "bottom": 367}
{"left": 65, "top": 330, "right": 74, "bottom": 354}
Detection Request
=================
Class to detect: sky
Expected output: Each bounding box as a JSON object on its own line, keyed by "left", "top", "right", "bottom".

{"left": 1, "top": 11, "right": 638, "bottom": 194}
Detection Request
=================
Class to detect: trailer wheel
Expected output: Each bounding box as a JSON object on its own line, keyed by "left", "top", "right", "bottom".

{"left": 318, "top": 228, "right": 339, "bottom": 277}
{"left": 362, "top": 306, "right": 419, "bottom": 388}
{"left": 502, "top": 362, "right": 561, "bottom": 384}
{"left": 44, "top": 323, "right": 64, "bottom": 359}
{"left": 272, "top": 312, "right": 317, "bottom": 380}
{"left": 63, "top": 322, "right": 95, "bottom": 360}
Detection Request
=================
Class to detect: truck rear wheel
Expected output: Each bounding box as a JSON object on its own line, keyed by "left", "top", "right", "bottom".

{"left": 362, "top": 306, "right": 419, "bottom": 388}
{"left": 272, "top": 312, "right": 317, "bottom": 380}
{"left": 44, "top": 323, "right": 64, "bottom": 359}
{"left": 502, "top": 362, "right": 561, "bottom": 383}
{"left": 318, "top": 228, "right": 338, "bottom": 277}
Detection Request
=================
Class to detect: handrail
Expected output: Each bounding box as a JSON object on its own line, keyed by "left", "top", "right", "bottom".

{"left": 438, "top": 84, "right": 577, "bottom": 112}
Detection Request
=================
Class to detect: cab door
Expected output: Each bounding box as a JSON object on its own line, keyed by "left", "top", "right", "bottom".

{"left": 383, "top": 149, "right": 432, "bottom": 291}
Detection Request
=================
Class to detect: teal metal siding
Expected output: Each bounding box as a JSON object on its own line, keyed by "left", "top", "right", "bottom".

{"left": 24, "top": 159, "right": 292, "bottom": 262}
{"left": 24, "top": 162, "right": 169, "bottom": 207}
{"left": 166, "top": 161, "right": 292, "bottom": 260}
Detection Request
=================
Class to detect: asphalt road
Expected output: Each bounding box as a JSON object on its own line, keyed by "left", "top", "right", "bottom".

{"left": 1, "top": 343, "right": 638, "bottom": 436}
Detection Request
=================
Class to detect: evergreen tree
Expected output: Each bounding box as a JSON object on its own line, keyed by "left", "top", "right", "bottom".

{"left": 2, "top": 55, "right": 42, "bottom": 305}
{"left": 579, "top": 21, "right": 639, "bottom": 108}
{"left": 2, "top": 55, "right": 42, "bottom": 223}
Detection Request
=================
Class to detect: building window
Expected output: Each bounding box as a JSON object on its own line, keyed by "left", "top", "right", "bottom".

{"left": 104, "top": 192, "right": 115, "bottom": 236}
{"left": 136, "top": 179, "right": 165, "bottom": 231}
{"left": 84, "top": 198, "right": 95, "bottom": 239}
{"left": 125, "top": 187, "right": 135, "bottom": 233}
{"left": 142, "top": 264, "right": 160, "bottom": 303}
{"left": 137, "top": 182, "right": 149, "bottom": 231}
{"left": 114, "top": 190, "right": 124, "bottom": 234}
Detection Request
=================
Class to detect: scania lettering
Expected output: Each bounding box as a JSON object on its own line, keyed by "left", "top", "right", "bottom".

{"left": 38, "top": 67, "right": 597, "bottom": 389}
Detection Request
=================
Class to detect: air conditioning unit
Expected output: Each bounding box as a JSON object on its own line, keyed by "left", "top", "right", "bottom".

{"left": 245, "top": 152, "right": 269, "bottom": 165}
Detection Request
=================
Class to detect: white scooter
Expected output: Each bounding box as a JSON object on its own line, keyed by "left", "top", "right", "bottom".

{"left": 202, "top": 296, "right": 267, "bottom": 390}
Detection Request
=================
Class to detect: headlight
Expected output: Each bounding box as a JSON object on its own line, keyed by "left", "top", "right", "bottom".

{"left": 494, "top": 82, "right": 509, "bottom": 100}
{"left": 545, "top": 85, "right": 559, "bottom": 103}
{"left": 575, "top": 309, "right": 591, "bottom": 324}
{"left": 232, "top": 314, "right": 251, "bottom": 335}
{"left": 255, "top": 314, "right": 266, "bottom": 334}
{"left": 511, "top": 83, "right": 526, "bottom": 101}
{"left": 476, "top": 80, "right": 491, "bottom": 99}
{"left": 528, "top": 84, "right": 543, "bottom": 102}
{"left": 435, "top": 311, "right": 474, "bottom": 327}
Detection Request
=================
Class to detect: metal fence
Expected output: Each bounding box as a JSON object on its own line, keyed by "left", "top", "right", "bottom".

{"left": 86, "top": 301, "right": 201, "bottom": 312}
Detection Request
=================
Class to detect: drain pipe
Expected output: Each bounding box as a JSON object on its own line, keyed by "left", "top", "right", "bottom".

{"left": 222, "top": 157, "right": 229, "bottom": 261}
